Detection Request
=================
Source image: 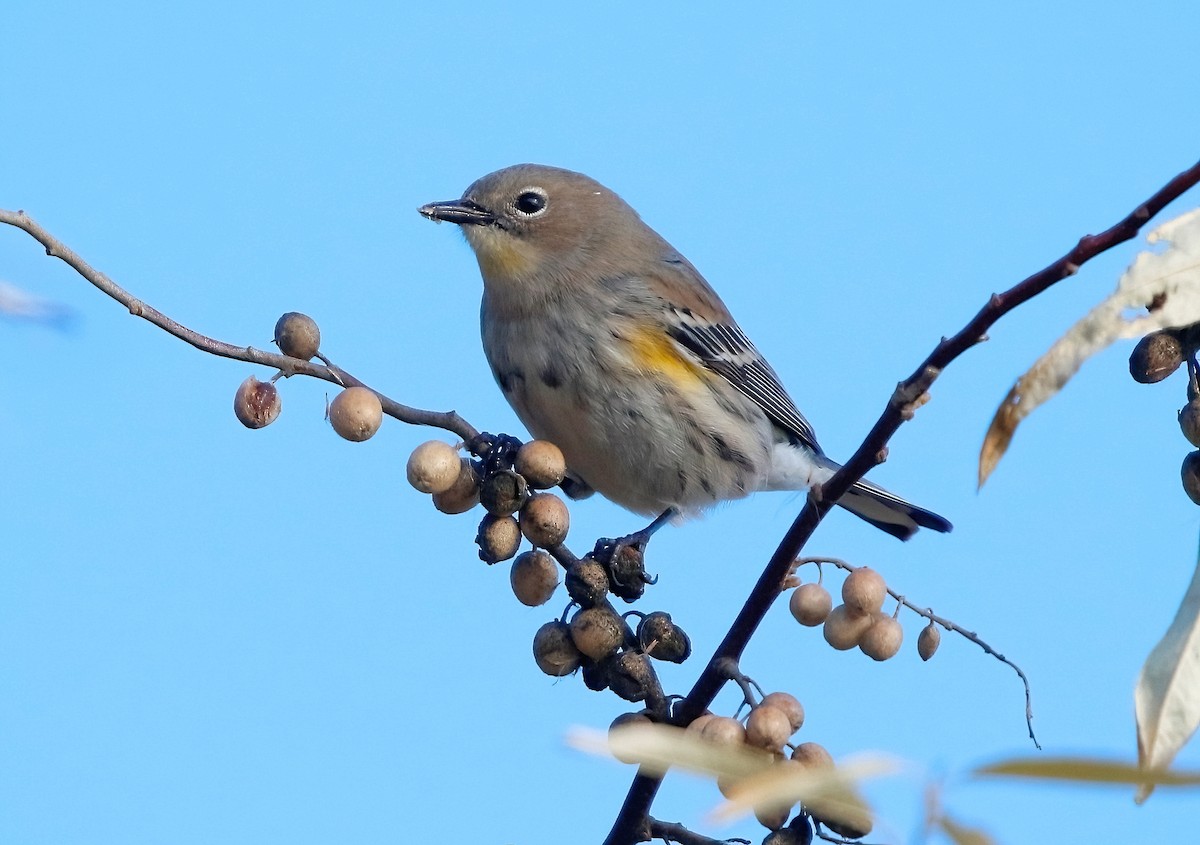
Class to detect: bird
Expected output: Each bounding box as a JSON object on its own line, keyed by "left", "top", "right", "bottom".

{"left": 419, "top": 164, "right": 950, "bottom": 540}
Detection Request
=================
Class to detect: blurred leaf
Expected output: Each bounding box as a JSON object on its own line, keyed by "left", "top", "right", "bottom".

{"left": 974, "top": 755, "right": 1200, "bottom": 787}
{"left": 936, "top": 813, "right": 996, "bottom": 845}
{"left": 569, "top": 723, "right": 896, "bottom": 832}
{"left": 979, "top": 208, "right": 1200, "bottom": 486}
{"left": 1135, "top": 549, "right": 1200, "bottom": 802}
{"left": 568, "top": 723, "right": 774, "bottom": 780}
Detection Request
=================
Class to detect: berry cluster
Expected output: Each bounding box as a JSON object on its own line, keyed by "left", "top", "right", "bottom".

{"left": 232, "top": 312, "right": 384, "bottom": 442}
{"left": 1129, "top": 326, "right": 1200, "bottom": 504}
{"left": 789, "top": 564, "right": 941, "bottom": 662}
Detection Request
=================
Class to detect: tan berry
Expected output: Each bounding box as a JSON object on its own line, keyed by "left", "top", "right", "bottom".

{"left": 328, "top": 386, "right": 383, "bottom": 442}
{"left": 746, "top": 704, "right": 793, "bottom": 751}
{"left": 700, "top": 715, "right": 746, "bottom": 748}
{"left": 859, "top": 615, "right": 904, "bottom": 661}
{"left": 842, "top": 567, "right": 887, "bottom": 615}
{"left": 476, "top": 514, "right": 521, "bottom": 564}
{"left": 406, "top": 440, "right": 461, "bottom": 494}
{"left": 509, "top": 550, "right": 560, "bottom": 606}
{"left": 754, "top": 801, "right": 792, "bottom": 832}
{"left": 569, "top": 607, "right": 624, "bottom": 661}
{"left": 519, "top": 492, "right": 570, "bottom": 547}
{"left": 760, "top": 692, "right": 804, "bottom": 734}
{"left": 532, "top": 620, "right": 581, "bottom": 677}
{"left": 273, "top": 311, "right": 321, "bottom": 360}
{"left": 789, "top": 583, "right": 832, "bottom": 627}
{"left": 514, "top": 439, "right": 567, "bottom": 489}
{"left": 917, "top": 621, "right": 942, "bottom": 661}
{"left": 608, "top": 711, "right": 653, "bottom": 764}
{"left": 431, "top": 459, "right": 480, "bottom": 514}
{"left": 822, "top": 604, "right": 873, "bottom": 650}
{"left": 791, "top": 741, "right": 834, "bottom": 770}
{"left": 233, "top": 376, "right": 281, "bottom": 429}
{"left": 685, "top": 712, "right": 716, "bottom": 735}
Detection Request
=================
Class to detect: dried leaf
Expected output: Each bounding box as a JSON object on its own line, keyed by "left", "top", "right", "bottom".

{"left": 974, "top": 755, "right": 1200, "bottom": 787}
{"left": 979, "top": 208, "right": 1200, "bottom": 487}
{"left": 936, "top": 813, "right": 996, "bottom": 845}
{"left": 568, "top": 723, "right": 897, "bottom": 831}
{"left": 567, "top": 722, "right": 774, "bottom": 780}
{"left": 1135, "top": 551, "right": 1200, "bottom": 802}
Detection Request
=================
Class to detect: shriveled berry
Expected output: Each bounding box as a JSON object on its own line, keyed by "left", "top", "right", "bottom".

{"left": 746, "top": 704, "right": 793, "bottom": 751}
{"left": 842, "top": 567, "right": 887, "bottom": 615}
{"left": 565, "top": 557, "right": 610, "bottom": 607}
{"left": 1129, "top": 330, "right": 1184, "bottom": 384}
{"left": 760, "top": 692, "right": 804, "bottom": 733}
{"left": 607, "top": 544, "right": 649, "bottom": 602}
{"left": 273, "top": 311, "right": 321, "bottom": 360}
{"left": 606, "top": 650, "right": 654, "bottom": 703}
{"left": 637, "top": 611, "right": 692, "bottom": 663}
{"left": 476, "top": 514, "right": 521, "bottom": 564}
{"left": 480, "top": 469, "right": 529, "bottom": 516}
{"left": 1183, "top": 451, "right": 1200, "bottom": 506}
{"left": 822, "top": 604, "right": 872, "bottom": 650}
{"left": 917, "top": 621, "right": 941, "bottom": 661}
{"left": 406, "top": 440, "right": 461, "bottom": 494}
{"left": 514, "top": 439, "right": 567, "bottom": 489}
{"left": 519, "top": 492, "right": 570, "bottom": 547}
{"left": 532, "top": 620, "right": 581, "bottom": 677}
{"left": 789, "top": 583, "right": 832, "bottom": 627}
{"left": 233, "top": 376, "right": 281, "bottom": 429}
{"left": 859, "top": 615, "right": 904, "bottom": 661}
{"left": 569, "top": 606, "right": 624, "bottom": 661}
{"left": 328, "top": 386, "right": 383, "bottom": 442}
{"left": 1180, "top": 400, "right": 1200, "bottom": 448}
{"left": 509, "top": 550, "right": 560, "bottom": 606}
{"left": 764, "top": 825, "right": 810, "bottom": 845}
{"left": 431, "top": 458, "right": 480, "bottom": 514}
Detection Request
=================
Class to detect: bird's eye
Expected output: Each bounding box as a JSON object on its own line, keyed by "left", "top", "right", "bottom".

{"left": 514, "top": 189, "right": 548, "bottom": 217}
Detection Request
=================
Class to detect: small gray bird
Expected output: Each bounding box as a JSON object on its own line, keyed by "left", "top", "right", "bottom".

{"left": 420, "top": 164, "right": 950, "bottom": 540}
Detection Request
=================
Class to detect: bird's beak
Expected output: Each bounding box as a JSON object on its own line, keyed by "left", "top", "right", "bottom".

{"left": 418, "top": 199, "right": 495, "bottom": 226}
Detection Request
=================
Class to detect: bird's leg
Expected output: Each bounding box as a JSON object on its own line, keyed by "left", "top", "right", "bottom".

{"left": 620, "top": 508, "right": 678, "bottom": 552}
{"left": 591, "top": 509, "right": 675, "bottom": 602}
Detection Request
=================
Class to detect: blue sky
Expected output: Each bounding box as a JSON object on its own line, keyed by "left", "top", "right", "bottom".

{"left": 3, "top": 3, "right": 1200, "bottom": 843}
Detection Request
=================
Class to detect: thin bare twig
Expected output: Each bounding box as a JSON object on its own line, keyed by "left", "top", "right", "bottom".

{"left": 0, "top": 208, "right": 478, "bottom": 442}
{"left": 649, "top": 818, "right": 750, "bottom": 845}
{"left": 799, "top": 556, "right": 1040, "bottom": 749}
{"left": 603, "top": 159, "right": 1200, "bottom": 844}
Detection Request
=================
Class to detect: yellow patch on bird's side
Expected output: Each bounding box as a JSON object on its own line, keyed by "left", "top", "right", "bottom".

{"left": 627, "top": 327, "right": 707, "bottom": 386}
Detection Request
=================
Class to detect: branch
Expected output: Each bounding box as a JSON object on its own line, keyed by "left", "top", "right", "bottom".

{"left": 0, "top": 209, "right": 478, "bottom": 443}
{"left": 801, "top": 556, "right": 1039, "bottom": 749}
{"left": 603, "top": 159, "right": 1200, "bottom": 844}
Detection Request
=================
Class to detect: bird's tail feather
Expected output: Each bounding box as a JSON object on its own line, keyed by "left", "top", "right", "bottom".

{"left": 812, "top": 456, "right": 952, "bottom": 541}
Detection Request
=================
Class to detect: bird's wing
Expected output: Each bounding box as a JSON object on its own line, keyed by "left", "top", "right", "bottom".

{"left": 665, "top": 303, "right": 822, "bottom": 454}
{"left": 632, "top": 251, "right": 822, "bottom": 453}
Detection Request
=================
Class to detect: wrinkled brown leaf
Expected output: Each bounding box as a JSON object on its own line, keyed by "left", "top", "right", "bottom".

{"left": 979, "top": 209, "right": 1200, "bottom": 487}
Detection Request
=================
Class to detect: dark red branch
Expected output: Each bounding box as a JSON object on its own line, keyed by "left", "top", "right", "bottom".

{"left": 602, "top": 159, "right": 1200, "bottom": 845}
